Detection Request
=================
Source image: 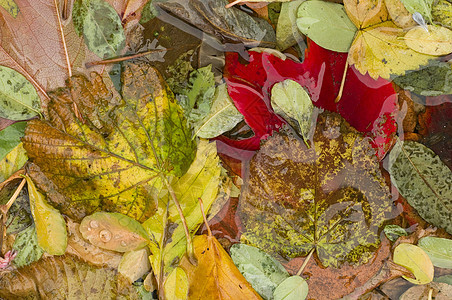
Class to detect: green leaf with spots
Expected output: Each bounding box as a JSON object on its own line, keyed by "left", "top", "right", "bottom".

{"left": 230, "top": 244, "right": 289, "bottom": 300}
{"left": 12, "top": 224, "right": 44, "bottom": 268}
{"left": 433, "top": 0, "right": 452, "bottom": 29}
{"left": 23, "top": 62, "right": 196, "bottom": 222}
{"left": 0, "top": 0, "right": 19, "bottom": 17}
{"left": 0, "top": 66, "right": 40, "bottom": 120}
{"left": 388, "top": 140, "right": 452, "bottom": 235}
{"left": 400, "top": 0, "right": 434, "bottom": 23}
{"left": 0, "top": 121, "right": 26, "bottom": 160}
{"left": 239, "top": 112, "right": 392, "bottom": 268}
{"left": 383, "top": 224, "right": 408, "bottom": 242}
{"left": 73, "top": 0, "right": 125, "bottom": 58}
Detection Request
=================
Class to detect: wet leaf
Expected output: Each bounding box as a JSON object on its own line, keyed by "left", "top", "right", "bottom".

{"left": 418, "top": 236, "right": 452, "bottom": 269}
{"left": 230, "top": 243, "right": 289, "bottom": 300}
{"left": 276, "top": 0, "right": 305, "bottom": 51}
{"left": 384, "top": 0, "right": 416, "bottom": 28}
{"left": 12, "top": 224, "right": 44, "bottom": 268}
{"left": 0, "top": 67, "right": 40, "bottom": 120}
{"left": 0, "top": 121, "right": 26, "bottom": 160}
{"left": 79, "top": 212, "right": 150, "bottom": 252}
{"left": 393, "top": 62, "right": 452, "bottom": 96}
{"left": 432, "top": 0, "right": 452, "bottom": 29}
{"left": 0, "top": 255, "right": 139, "bottom": 299}
{"left": 384, "top": 225, "right": 408, "bottom": 242}
{"left": 27, "top": 176, "right": 67, "bottom": 255}
{"left": 179, "top": 234, "right": 262, "bottom": 299}
{"left": 400, "top": 282, "right": 452, "bottom": 299}
{"left": 393, "top": 243, "right": 434, "bottom": 284}
{"left": 239, "top": 112, "right": 392, "bottom": 267}
{"left": 400, "top": 0, "right": 434, "bottom": 23}
{"left": 273, "top": 276, "right": 308, "bottom": 300}
{"left": 73, "top": 0, "right": 126, "bottom": 58}
{"left": 270, "top": 79, "right": 314, "bottom": 143}
{"left": 193, "top": 84, "right": 244, "bottom": 139}
{"left": 388, "top": 140, "right": 452, "bottom": 235}
{"left": 23, "top": 62, "right": 196, "bottom": 222}
{"left": 296, "top": 1, "right": 357, "bottom": 53}
{"left": 0, "top": 0, "right": 19, "bottom": 17}
{"left": 118, "top": 247, "right": 151, "bottom": 282}
{"left": 142, "top": 140, "right": 221, "bottom": 281}
{"left": 404, "top": 25, "right": 452, "bottom": 55}
{"left": 164, "top": 267, "right": 188, "bottom": 300}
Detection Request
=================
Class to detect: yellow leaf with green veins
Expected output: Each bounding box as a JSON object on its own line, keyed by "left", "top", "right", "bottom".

{"left": 23, "top": 62, "right": 196, "bottom": 222}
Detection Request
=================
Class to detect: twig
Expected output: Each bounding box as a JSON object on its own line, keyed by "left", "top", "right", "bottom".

{"left": 296, "top": 248, "right": 315, "bottom": 276}
{"left": 335, "top": 60, "right": 348, "bottom": 103}
{"left": 85, "top": 49, "right": 169, "bottom": 68}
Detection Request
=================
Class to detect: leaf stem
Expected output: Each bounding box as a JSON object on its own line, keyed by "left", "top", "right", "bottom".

{"left": 296, "top": 248, "right": 315, "bottom": 276}
{"left": 335, "top": 60, "right": 348, "bottom": 103}
{"left": 53, "top": 0, "right": 72, "bottom": 78}
{"left": 198, "top": 197, "right": 212, "bottom": 237}
{"left": 85, "top": 49, "right": 169, "bottom": 68}
{"left": 4, "top": 177, "right": 26, "bottom": 214}
{"left": 161, "top": 175, "right": 195, "bottom": 264}
{"left": 225, "top": 0, "right": 244, "bottom": 8}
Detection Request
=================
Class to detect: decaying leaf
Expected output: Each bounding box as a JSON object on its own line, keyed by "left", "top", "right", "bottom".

{"left": 11, "top": 224, "right": 44, "bottom": 268}
{"left": 23, "top": 62, "right": 196, "bottom": 222}
{"left": 230, "top": 243, "right": 289, "bottom": 300}
{"left": 276, "top": 0, "right": 305, "bottom": 51}
{"left": 384, "top": 224, "right": 408, "bottom": 242}
{"left": 400, "top": 282, "right": 452, "bottom": 300}
{"left": 79, "top": 212, "right": 150, "bottom": 252}
{"left": 393, "top": 243, "right": 434, "bottom": 284}
{"left": 432, "top": 0, "right": 452, "bottom": 29}
{"left": 143, "top": 140, "right": 221, "bottom": 282}
{"left": 388, "top": 140, "right": 452, "bottom": 235}
{"left": 0, "top": 255, "right": 139, "bottom": 299}
{"left": 239, "top": 112, "right": 392, "bottom": 267}
{"left": 179, "top": 234, "right": 262, "bottom": 299}
{"left": 418, "top": 236, "right": 452, "bottom": 269}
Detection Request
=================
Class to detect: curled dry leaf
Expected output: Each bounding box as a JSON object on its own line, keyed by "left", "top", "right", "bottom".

{"left": 239, "top": 111, "right": 393, "bottom": 268}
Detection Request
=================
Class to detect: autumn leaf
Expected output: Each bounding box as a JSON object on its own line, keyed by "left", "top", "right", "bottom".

{"left": 23, "top": 62, "right": 196, "bottom": 222}
{"left": 179, "top": 234, "right": 262, "bottom": 299}
{"left": 238, "top": 112, "right": 393, "bottom": 268}
{"left": 0, "top": 255, "right": 139, "bottom": 299}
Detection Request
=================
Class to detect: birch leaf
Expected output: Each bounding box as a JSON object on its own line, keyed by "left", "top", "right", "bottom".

{"left": 404, "top": 25, "right": 452, "bottom": 56}
{"left": 388, "top": 140, "right": 452, "bottom": 234}
{"left": 23, "top": 62, "right": 196, "bottom": 222}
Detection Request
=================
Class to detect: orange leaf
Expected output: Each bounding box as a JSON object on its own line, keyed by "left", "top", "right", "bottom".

{"left": 179, "top": 234, "right": 262, "bottom": 299}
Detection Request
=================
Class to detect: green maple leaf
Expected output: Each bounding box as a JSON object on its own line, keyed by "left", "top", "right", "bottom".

{"left": 23, "top": 62, "right": 196, "bottom": 222}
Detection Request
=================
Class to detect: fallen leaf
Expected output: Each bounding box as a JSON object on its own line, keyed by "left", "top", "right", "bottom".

{"left": 26, "top": 176, "right": 67, "bottom": 255}
{"left": 432, "top": 0, "right": 452, "bottom": 29}
{"left": 23, "top": 62, "right": 196, "bottom": 222}
{"left": 183, "top": 65, "right": 216, "bottom": 111}
{"left": 0, "top": 121, "right": 26, "bottom": 161}
{"left": 384, "top": 0, "right": 416, "bottom": 28}
{"left": 435, "top": 275, "right": 452, "bottom": 285}
{"left": 142, "top": 140, "right": 221, "bottom": 282}
{"left": 384, "top": 224, "right": 408, "bottom": 242}
{"left": 276, "top": 0, "right": 305, "bottom": 51}
{"left": 0, "top": 255, "right": 139, "bottom": 299}
{"left": 400, "top": 0, "right": 434, "bottom": 23}
{"left": 388, "top": 140, "right": 452, "bottom": 235}
{"left": 404, "top": 25, "right": 452, "bottom": 55}
{"left": 400, "top": 282, "right": 452, "bottom": 300}
{"left": 118, "top": 247, "right": 151, "bottom": 282}
{"left": 164, "top": 267, "right": 189, "bottom": 300}
{"left": 270, "top": 79, "right": 314, "bottom": 143}
{"left": 239, "top": 112, "right": 393, "bottom": 267}
{"left": 11, "top": 224, "right": 44, "bottom": 268}
{"left": 418, "top": 237, "right": 452, "bottom": 269}
{"left": 393, "top": 243, "right": 434, "bottom": 285}
{"left": 0, "top": 66, "right": 40, "bottom": 120}
{"left": 273, "top": 275, "right": 308, "bottom": 300}
{"left": 3, "top": 181, "right": 31, "bottom": 234}
{"left": 296, "top": 1, "right": 357, "bottom": 52}
{"left": 179, "top": 234, "right": 262, "bottom": 299}
{"left": 73, "top": 0, "right": 126, "bottom": 59}
{"left": 0, "top": 0, "right": 19, "bottom": 17}
{"left": 230, "top": 243, "right": 289, "bottom": 300}
{"left": 79, "top": 212, "right": 150, "bottom": 252}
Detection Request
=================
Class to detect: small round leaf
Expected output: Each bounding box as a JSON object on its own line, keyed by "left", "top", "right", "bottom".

{"left": 273, "top": 276, "right": 308, "bottom": 300}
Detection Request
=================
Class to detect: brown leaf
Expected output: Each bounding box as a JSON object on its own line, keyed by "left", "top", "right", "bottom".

{"left": 179, "top": 234, "right": 262, "bottom": 299}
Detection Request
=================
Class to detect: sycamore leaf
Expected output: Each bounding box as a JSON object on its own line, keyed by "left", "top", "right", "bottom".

{"left": 432, "top": 0, "right": 452, "bottom": 29}
{"left": 270, "top": 79, "right": 314, "bottom": 144}
{"left": 239, "top": 112, "right": 392, "bottom": 268}
{"left": 276, "top": 0, "right": 305, "bottom": 51}
{"left": 164, "top": 267, "right": 189, "bottom": 300}
{"left": 230, "top": 243, "right": 289, "bottom": 300}
{"left": 0, "top": 67, "right": 40, "bottom": 120}
{"left": 73, "top": 0, "right": 126, "bottom": 59}
{"left": 26, "top": 176, "right": 68, "bottom": 255}
{"left": 0, "top": 255, "right": 139, "bottom": 299}
{"left": 0, "top": 0, "right": 19, "bottom": 17}
{"left": 393, "top": 243, "right": 434, "bottom": 285}
{"left": 418, "top": 237, "right": 452, "bottom": 269}
{"left": 400, "top": 0, "right": 434, "bottom": 23}
{"left": 79, "top": 212, "right": 150, "bottom": 252}
{"left": 296, "top": 1, "right": 357, "bottom": 53}
{"left": 404, "top": 25, "right": 452, "bottom": 55}
{"left": 23, "top": 62, "right": 196, "bottom": 222}
{"left": 388, "top": 140, "right": 452, "bottom": 235}
{"left": 0, "top": 121, "right": 26, "bottom": 161}
{"left": 142, "top": 139, "right": 221, "bottom": 282}
{"left": 12, "top": 224, "right": 44, "bottom": 268}
{"left": 273, "top": 276, "right": 308, "bottom": 300}
{"left": 179, "top": 234, "right": 262, "bottom": 299}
